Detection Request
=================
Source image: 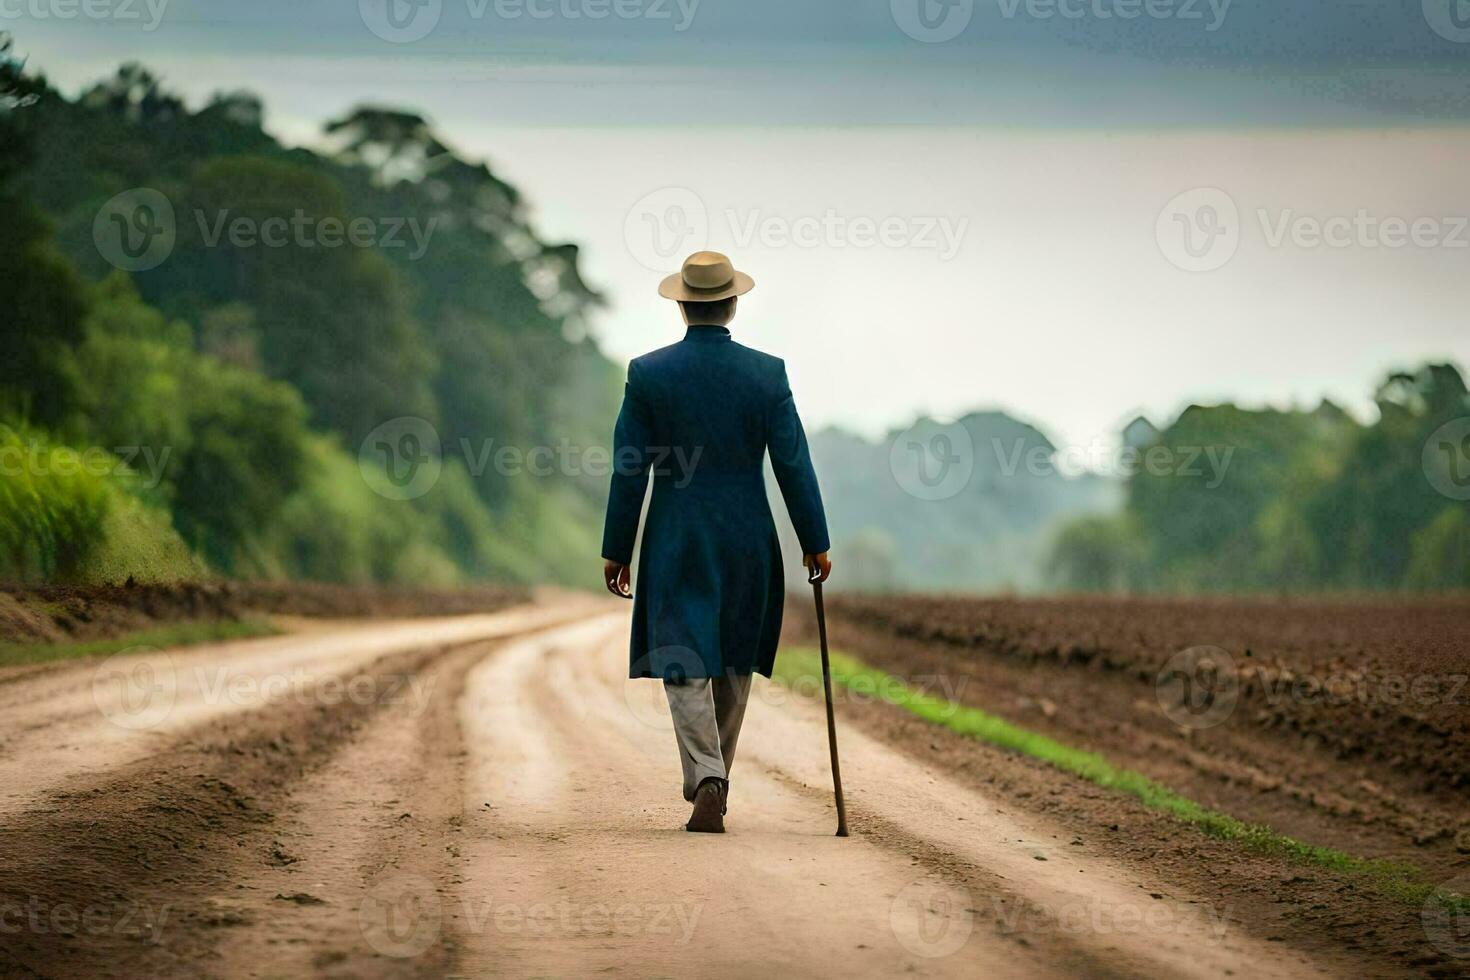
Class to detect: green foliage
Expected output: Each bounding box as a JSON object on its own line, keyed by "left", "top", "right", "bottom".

{"left": 0, "top": 617, "right": 274, "bottom": 668}
{"left": 0, "top": 57, "right": 623, "bottom": 588}
{"left": 775, "top": 646, "right": 1443, "bottom": 905}
{"left": 0, "top": 424, "right": 198, "bottom": 583}
{"left": 1048, "top": 366, "right": 1470, "bottom": 594}
{"left": 1046, "top": 514, "right": 1149, "bottom": 593}
{"left": 0, "top": 203, "right": 89, "bottom": 427}
{"left": 1405, "top": 508, "right": 1470, "bottom": 591}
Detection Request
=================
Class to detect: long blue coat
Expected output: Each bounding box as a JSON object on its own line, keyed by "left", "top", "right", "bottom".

{"left": 601, "top": 325, "right": 830, "bottom": 679}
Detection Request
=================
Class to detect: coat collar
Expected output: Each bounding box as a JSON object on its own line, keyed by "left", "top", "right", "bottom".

{"left": 683, "top": 325, "right": 732, "bottom": 343}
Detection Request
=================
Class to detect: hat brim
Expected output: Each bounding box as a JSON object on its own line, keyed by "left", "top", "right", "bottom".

{"left": 658, "top": 270, "right": 755, "bottom": 302}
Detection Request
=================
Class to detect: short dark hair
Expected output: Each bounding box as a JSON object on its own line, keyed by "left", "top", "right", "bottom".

{"left": 678, "top": 297, "right": 737, "bottom": 325}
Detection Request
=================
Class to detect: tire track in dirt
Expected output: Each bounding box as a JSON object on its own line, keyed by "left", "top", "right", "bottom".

{"left": 451, "top": 614, "right": 1340, "bottom": 980}
{"left": 456, "top": 617, "right": 1055, "bottom": 978}
{"left": 1, "top": 603, "right": 1350, "bottom": 979}
{"left": 0, "top": 602, "right": 603, "bottom": 980}
{"left": 0, "top": 605, "right": 593, "bottom": 820}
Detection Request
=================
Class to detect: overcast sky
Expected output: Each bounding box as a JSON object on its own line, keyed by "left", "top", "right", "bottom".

{"left": 9, "top": 1, "right": 1470, "bottom": 450}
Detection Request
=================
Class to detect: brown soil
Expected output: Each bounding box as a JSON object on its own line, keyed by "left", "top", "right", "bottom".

{"left": 0, "top": 582, "right": 531, "bottom": 647}
{"left": 0, "top": 599, "right": 1368, "bottom": 979}
{"left": 784, "top": 593, "right": 1470, "bottom": 978}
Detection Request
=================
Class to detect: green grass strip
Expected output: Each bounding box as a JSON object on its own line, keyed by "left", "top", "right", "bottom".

{"left": 774, "top": 645, "right": 1466, "bottom": 909}
{"left": 0, "top": 618, "right": 279, "bottom": 669}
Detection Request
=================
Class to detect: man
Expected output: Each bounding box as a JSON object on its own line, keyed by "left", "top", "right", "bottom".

{"left": 601, "top": 250, "right": 832, "bottom": 834}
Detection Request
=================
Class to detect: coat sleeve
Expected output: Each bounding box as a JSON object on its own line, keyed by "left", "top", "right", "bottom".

{"left": 767, "top": 362, "right": 831, "bottom": 556}
{"left": 601, "top": 361, "right": 653, "bottom": 565}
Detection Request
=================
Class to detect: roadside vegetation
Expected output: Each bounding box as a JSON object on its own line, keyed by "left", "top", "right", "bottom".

{"left": 0, "top": 618, "right": 277, "bottom": 669}
{"left": 0, "top": 36, "right": 619, "bottom": 587}
{"left": 774, "top": 645, "right": 1468, "bottom": 910}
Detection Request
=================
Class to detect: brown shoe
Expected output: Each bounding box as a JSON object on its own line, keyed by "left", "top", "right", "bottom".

{"left": 686, "top": 779, "right": 725, "bottom": 834}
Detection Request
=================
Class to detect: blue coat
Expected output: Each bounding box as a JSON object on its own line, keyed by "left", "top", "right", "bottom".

{"left": 602, "top": 325, "right": 830, "bottom": 679}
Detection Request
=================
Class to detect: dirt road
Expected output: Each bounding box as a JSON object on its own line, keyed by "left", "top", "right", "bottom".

{"left": 0, "top": 600, "right": 1345, "bottom": 979}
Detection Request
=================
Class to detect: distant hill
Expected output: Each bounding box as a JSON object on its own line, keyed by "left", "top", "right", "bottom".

{"left": 774, "top": 411, "right": 1121, "bottom": 592}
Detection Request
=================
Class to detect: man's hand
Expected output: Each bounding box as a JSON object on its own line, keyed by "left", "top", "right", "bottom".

{"left": 603, "top": 559, "right": 632, "bottom": 599}
{"left": 803, "top": 551, "right": 832, "bottom": 584}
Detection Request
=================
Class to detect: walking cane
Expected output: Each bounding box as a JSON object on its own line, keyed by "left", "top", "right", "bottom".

{"left": 808, "top": 564, "right": 850, "bottom": 837}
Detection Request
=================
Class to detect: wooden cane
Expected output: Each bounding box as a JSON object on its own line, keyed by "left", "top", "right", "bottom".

{"left": 809, "top": 565, "right": 849, "bottom": 837}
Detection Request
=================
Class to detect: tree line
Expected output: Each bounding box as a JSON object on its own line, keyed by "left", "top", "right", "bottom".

{"left": 0, "top": 39, "right": 620, "bottom": 586}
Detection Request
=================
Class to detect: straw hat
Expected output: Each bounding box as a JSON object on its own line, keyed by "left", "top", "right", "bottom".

{"left": 658, "top": 251, "right": 755, "bottom": 302}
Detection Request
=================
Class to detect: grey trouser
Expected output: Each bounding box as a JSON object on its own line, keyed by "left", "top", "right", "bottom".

{"left": 663, "top": 675, "right": 753, "bottom": 802}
